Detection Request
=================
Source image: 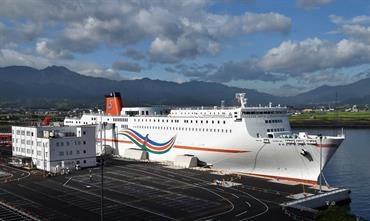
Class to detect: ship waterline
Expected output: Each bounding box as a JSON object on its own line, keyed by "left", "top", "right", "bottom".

{"left": 64, "top": 92, "right": 344, "bottom": 184}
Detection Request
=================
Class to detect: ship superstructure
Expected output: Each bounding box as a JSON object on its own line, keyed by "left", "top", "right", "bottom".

{"left": 64, "top": 92, "right": 344, "bottom": 183}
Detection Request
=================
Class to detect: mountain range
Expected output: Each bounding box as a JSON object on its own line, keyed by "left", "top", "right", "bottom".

{"left": 0, "top": 66, "right": 369, "bottom": 108}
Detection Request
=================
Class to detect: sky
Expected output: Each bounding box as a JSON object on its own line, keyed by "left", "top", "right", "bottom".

{"left": 0, "top": 0, "right": 369, "bottom": 96}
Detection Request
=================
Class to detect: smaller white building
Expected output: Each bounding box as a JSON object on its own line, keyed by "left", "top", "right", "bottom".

{"left": 12, "top": 125, "right": 96, "bottom": 173}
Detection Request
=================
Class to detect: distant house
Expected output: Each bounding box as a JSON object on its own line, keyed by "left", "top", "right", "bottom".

{"left": 11, "top": 125, "right": 96, "bottom": 173}
{"left": 345, "top": 105, "right": 359, "bottom": 112}
{"left": 302, "top": 108, "right": 313, "bottom": 113}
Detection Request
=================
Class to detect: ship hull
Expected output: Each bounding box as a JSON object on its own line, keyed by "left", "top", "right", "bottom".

{"left": 97, "top": 126, "right": 343, "bottom": 184}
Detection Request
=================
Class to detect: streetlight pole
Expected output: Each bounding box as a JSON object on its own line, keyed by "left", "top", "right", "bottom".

{"left": 101, "top": 122, "right": 106, "bottom": 221}
{"left": 101, "top": 154, "right": 104, "bottom": 221}
{"left": 319, "top": 134, "right": 323, "bottom": 193}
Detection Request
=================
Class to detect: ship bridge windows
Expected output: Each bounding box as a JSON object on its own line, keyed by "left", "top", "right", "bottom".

{"left": 126, "top": 111, "right": 139, "bottom": 116}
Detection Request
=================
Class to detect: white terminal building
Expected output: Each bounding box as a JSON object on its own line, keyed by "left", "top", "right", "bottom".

{"left": 11, "top": 125, "right": 96, "bottom": 173}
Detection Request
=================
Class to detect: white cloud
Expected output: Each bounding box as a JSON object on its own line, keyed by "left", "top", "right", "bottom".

{"left": 297, "top": 0, "right": 334, "bottom": 9}
{"left": 204, "top": 12, "right": 291, "bottom": 38}
{"left": 241, "top": 12, "right": 291, "bottom": 33}
{"left": 0, "top": 49, "right": 50, "bottom": 68}
{"left": 329, "top": 15, "right": 370, "bottom": 44}
{"left": 0, "top": 0, "right": 85, "bottom": 23}
{"left": 148, "top": 11, "right": 291, "bottom": 63}
{"left": 342, "top": 24, "right": 370, "bottom": 43}
{"left": 260, "top": 38, "right": 370, "bottom": 75}
{"left": 149, "top": 36, "right": 200, "bottom": 63}
{"left": 36, "top": 39, "right": 73, "bottom": 59}
{"left": 195, "top": 34, "right": 370, "bottom": 85}
{"left": 329, "top": 15, "right": 370, "bottom": 25}
{"left": 0, "top": 1, "right": 293, "bottom": 65}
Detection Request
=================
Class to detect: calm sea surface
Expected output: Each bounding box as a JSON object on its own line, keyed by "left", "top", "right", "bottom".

{"left": 293, "top": 128, "right": 370, "bottom": 220}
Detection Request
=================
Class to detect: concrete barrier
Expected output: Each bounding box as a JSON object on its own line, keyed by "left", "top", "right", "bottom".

{"left": 174, "top": 155, "right": 198, "bottom": 168}
{"left": 124, "top": 148, "right": 149, "bottom": 160}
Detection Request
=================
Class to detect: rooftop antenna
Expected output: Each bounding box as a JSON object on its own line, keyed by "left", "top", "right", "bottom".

{"left": 319, "top": 134, "right": 323, "bottom": 193}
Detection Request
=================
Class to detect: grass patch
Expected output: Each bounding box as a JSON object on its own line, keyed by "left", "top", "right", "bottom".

{"left": 290, "top": 111, "right": 370, "bottom": 122}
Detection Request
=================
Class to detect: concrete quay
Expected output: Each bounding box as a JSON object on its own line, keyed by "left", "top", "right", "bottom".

{"left": 0, "top": 156, "right": 350, "bottom": 221}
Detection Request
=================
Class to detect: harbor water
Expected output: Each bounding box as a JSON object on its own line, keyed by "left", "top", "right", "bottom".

{"left": 294, "top": 128, "right": 370, "bottom": 220}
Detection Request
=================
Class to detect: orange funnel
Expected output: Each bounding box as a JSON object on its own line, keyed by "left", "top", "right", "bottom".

{"left": 105, "top": 92, "right": 123, "bottom": 116}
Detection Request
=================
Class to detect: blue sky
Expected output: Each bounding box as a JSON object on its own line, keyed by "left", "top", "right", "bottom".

{"left": 0, "top": 0, "right": 369, "bottom": 96}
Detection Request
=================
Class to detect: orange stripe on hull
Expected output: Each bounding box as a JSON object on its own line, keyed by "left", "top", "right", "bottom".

{"left": 97, "top": 138, "right": 248, "bottom": 154}
{"left": 173, "top": 145, "right": 249, "bottom": 153}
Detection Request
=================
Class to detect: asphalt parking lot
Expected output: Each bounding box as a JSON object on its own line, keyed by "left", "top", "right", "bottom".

{"left": 0, "top": 158, "right": 318, "bottom": 220}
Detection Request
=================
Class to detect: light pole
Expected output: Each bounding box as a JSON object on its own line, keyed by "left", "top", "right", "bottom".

{"left": 319, "top": 134, "right": 323, "bottom": 193}
{"left": 101, "top": 122, "right": 106, "bottom": 221}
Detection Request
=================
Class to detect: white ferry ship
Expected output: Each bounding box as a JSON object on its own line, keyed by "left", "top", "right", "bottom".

{"left": 64, "top": 92, "right": 344, "bottom": 184}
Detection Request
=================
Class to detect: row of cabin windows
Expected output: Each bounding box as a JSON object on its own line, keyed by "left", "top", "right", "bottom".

{"left": 135, "top": 118, "right": 180, "bottom": 123}
{"left": 113, "top": 118, "right": 128, "bottom": 122}
{"left": 134, "top": 118, "right": 226, "bottom": 124}
{"left": 267, "top": 128, "right": 285, "bottom": 132}
{"left": 173, "top": 111, "right": 226, "bottom": 115}
{"left": 133, "top": 125, "right": 232, "bottom": 133}
{"left": 242, "top": 111, "right": 285, "bottom": 115}
{"left": 265, "top": 119, "right": 283, "bottom": 124}
{"left": 184, "top": 119, "right": 226, "bottom": 124}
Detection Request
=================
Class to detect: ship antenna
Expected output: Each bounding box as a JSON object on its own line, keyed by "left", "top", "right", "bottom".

{"left": 235, "top": 93, "right": 247, "bottom": 108}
